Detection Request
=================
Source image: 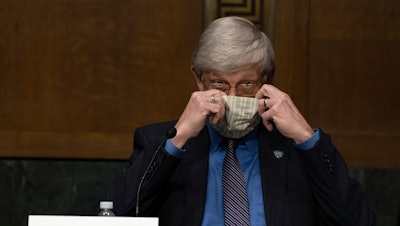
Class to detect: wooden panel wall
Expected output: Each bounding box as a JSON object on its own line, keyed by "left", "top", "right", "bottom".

{"left": 0, "top": 0, "right": 201, "bottom": 159}
{"left": 1, "top": 0, "right": 399, "bottom": 168}
{"left": 308, "top": 0, "right": 400, "bottom": 168}
{"left": 273, "top": 0, "right": 400, "bottom": 168}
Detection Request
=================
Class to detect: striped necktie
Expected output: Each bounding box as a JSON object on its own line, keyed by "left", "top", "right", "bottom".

{"left": 222, "top": 138, "right": 251, "bottom": 226}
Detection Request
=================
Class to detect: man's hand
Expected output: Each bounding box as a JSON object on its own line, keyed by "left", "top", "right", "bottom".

{"left": 171, "top": 90, "right": 226, "bottom": 148}
{"left": 255, "top": 84, "right": 314, "bottom": 143}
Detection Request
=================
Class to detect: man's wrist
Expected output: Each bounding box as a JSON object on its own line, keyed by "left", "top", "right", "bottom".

{"left": 164, "top": 139, "right": 185, "bottom": 158}
{"left": 295, "top": 129, "right": 320, "bottom": 150}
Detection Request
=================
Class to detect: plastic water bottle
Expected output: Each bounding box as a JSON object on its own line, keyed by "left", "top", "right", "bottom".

{"left": 98, "top": 201, "right": 115, "bottom": 216}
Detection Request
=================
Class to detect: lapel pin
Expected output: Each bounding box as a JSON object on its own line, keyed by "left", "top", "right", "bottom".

{"left": 273, "top": 150, "right": 284, "bottom": 159}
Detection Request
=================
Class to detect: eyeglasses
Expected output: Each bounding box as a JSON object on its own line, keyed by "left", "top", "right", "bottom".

{"left": 204, "top": 80, "right": 261, "bottom": 97}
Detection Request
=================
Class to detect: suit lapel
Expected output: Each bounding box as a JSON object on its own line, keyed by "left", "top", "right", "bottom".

{"left": 258, "top": 126, "right": 289, "bottom": 226}
{"left": 182, "top": 128, "right": 210, "bottom": 226}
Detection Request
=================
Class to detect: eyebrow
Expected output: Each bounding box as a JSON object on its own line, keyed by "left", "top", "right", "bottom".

{"left": 202, "top": 69, "right": 262, "bottom": 84}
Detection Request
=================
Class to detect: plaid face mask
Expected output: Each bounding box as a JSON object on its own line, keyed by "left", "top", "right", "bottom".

{"left": 211, "top": 95, "right": 261, "bottom": 138}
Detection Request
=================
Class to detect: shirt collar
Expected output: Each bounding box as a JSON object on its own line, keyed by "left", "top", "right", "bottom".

{"left": 207, "top": 122, "right": 259, "bottom": 153}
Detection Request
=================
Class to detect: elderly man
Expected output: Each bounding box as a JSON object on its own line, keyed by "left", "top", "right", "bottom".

{"left": 104, "top": 16, "right": 376, "bottom": 226}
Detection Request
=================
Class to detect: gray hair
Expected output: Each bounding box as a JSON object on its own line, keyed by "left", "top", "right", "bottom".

{"left": 192, "top": 16, "right": 275, "bottom": 83}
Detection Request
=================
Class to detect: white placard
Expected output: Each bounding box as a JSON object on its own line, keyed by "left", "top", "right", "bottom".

{"left": 28, "top": 215, "right": 158, "bottom": 226}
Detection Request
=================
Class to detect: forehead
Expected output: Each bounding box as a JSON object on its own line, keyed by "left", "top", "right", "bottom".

{"left": 204, "top": 66, "right": 261, "bottom": 81}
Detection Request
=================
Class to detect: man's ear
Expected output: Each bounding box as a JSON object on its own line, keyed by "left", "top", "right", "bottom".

{"left": 190, "top": 66, "right": 205, "bottom": 91}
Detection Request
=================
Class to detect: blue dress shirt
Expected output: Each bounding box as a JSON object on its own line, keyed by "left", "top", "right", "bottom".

{"left": 164, "top": 124, "right": 320, "bottom": 226}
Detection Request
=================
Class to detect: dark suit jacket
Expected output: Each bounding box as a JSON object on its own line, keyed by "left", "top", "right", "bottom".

{"left": 104, "top": 121, "right": 376, "bottom": 226}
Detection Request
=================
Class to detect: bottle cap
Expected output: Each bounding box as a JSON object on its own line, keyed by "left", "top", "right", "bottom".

{"left": 100, "top": 201, "right": 113, "bottom": 209}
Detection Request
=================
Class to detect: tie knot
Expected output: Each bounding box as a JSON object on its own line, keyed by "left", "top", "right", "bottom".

{"left": 221, "top": 138, "right": 240, "bottom": 154}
